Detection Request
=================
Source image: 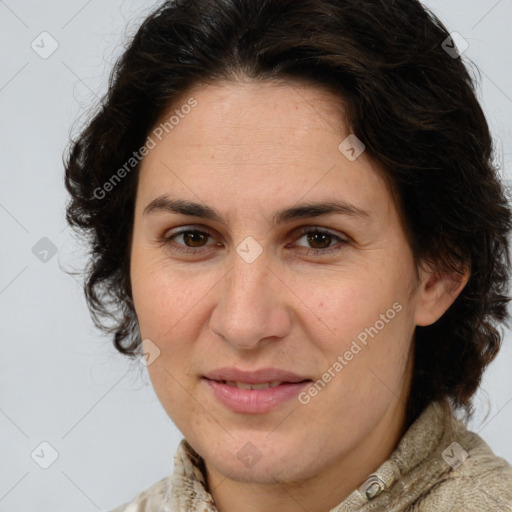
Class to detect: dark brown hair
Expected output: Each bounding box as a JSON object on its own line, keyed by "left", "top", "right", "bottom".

{"left": 64, "top": 0, "right": 512, "bottom": 426}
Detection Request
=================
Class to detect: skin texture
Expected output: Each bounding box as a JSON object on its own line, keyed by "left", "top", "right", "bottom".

{"left": 130, "top": 80, "right": 468, "bottom": 512}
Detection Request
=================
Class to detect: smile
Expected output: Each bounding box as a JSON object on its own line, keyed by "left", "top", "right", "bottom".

{"left": 203, "top": 377, "right": 311, "bottom": 414}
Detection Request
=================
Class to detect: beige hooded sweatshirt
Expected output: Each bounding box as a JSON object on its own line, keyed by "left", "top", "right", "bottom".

{"left": 110, "top": 400, "right": 512, "bottom": 511}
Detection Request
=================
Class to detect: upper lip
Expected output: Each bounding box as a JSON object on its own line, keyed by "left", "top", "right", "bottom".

{"left": 203, "top": 367, "right": 311, "bottom": 384}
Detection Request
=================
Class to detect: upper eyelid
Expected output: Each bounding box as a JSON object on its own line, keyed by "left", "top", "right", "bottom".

{"left": 164, "top": 225, "right": 348, "bottom": 245}
{"left": 296, "top": 226, "right": 346, "bottom": 237}
{"left": 164, "top": 224, "right": 344, "bottom": 235}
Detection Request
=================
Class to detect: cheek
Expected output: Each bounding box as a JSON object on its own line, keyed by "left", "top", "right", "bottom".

{"left": 131, "top": 259, "right": 213, "bottom": 381}
{"left": 146, "top": 359, "right": 199, "bottom": 436}
{"left": 131, "top": 255, "right": 207, "bottom": 338}
{"left": 292, "top": 269, "right": 415, "bottom": 397}
{"left": 292, "top": 268, "right": 407, "bottom": 339}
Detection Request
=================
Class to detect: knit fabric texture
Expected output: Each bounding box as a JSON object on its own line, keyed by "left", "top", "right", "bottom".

{"left": 110, "top": 400, "right": 512, "bottom": 511}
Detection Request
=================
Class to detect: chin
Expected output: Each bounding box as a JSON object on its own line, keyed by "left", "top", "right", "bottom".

{"left": 200, "top": 435, "right": 316, "bottom": 485}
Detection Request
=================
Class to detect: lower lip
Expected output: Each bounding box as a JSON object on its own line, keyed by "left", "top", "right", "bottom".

{"left": 204, "top": 379, "right": 311, "bottom": 414}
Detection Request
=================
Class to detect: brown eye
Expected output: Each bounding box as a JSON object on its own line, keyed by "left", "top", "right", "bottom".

{"left": 181, "top": 231, "right": 209, "bottom": 247}
{"left": 163, "top": 228, "right": 215, "bottom": 253}
{"left": 306, "top": 231, "right": 333, "bottom": 249}
{"left": 294, "top": 228, "right": 348, "bottom": 256}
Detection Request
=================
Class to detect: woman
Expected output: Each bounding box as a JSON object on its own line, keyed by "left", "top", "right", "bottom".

{"left": 64, "top": 0, "right": 512, "bottom": 510}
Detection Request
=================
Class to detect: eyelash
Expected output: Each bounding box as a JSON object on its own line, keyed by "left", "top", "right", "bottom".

{"left": 161, "top": 226, "right": 348, "bottom": 257}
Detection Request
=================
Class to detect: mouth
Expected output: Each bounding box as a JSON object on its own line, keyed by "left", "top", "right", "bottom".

{"left": 211, "top": 379, "right": 302, "bottom": 390}
{"left": 202, "top": 368, "right": 312, "bottom": 413}
{"left": 203, "top": 367, "right": 311, "bottom": 384}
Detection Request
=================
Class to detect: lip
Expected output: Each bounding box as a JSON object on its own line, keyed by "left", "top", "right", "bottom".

{"left": 203, "top": 367, "right": 312, "bottom": 414}
{"left": 203, "top": 367, "right": 309, "bottom": 384}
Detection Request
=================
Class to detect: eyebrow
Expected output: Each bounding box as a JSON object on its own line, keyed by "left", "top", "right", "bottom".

{"left": 143, "top": 196, "right": 370, "bottom": 225}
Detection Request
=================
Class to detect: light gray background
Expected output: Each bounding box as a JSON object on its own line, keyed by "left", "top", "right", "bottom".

{"left": 1, "top": 1, "right": 511, "bottom": 510}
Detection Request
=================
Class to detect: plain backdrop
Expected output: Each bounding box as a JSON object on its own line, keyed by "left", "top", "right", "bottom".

{"left": 1, "top": 1, "right": 511, "bottom": 510}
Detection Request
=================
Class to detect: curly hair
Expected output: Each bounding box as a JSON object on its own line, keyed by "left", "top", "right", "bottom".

{"left": 64, "top": 0, "right": 512, "bottom": 427}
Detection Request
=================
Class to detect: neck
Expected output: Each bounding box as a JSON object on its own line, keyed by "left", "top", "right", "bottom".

{"left": 205, "top": 398, "right": 408, "bottom": 512}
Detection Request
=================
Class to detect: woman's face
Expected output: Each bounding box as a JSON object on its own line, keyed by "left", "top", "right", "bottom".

{"left": 130, "top": 80, "right": 441, "bottom": 490}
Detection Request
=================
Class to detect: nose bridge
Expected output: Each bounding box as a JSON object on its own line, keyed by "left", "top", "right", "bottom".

{"left": 230, "top": 257, "right": 266, "bottom": 305}
{"left": 209, "top": 250, "right": 290, "bottom": 349}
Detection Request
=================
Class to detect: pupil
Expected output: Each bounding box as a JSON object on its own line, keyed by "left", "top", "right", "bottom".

{"left": 184, "top": 232, "right": 207, "bottom": 247}
{"left": 307, "top": 232, "right": 331, "bottom": 249}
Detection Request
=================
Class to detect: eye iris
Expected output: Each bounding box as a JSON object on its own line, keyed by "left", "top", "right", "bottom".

{"left": 183, "top": 231, "right": 208, "bottom": 247}
{"left": 307, "top": 232, "right": 331, "bottom": 249}
{"left": 178, "top": 231, "right": 334, "bottom": 249}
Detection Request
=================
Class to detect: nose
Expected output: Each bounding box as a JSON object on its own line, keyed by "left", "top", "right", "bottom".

{"left": 209, "top": 252, "right": 293, "bottom": 350}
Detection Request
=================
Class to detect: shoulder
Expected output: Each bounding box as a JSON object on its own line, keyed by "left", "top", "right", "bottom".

{"left": 108, "top": 439, "right": 214, "bottom": 512}
{"left": 416, "top": 428, "right": 512, "bottom": 511}
{"left": 108, "top": 476, "right": 173, "bottom": 512}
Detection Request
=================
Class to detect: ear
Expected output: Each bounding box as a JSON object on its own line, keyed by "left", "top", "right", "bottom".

{"left": 414, "top": 261, "right": 470, "bottom": 327}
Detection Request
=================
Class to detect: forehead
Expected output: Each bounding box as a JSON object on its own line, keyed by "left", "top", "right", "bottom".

{"left": 145, "top": 79, "right": 347, "bottom": 158}
{"left": 137, "top": 80, "right": 392, "bottom": 220}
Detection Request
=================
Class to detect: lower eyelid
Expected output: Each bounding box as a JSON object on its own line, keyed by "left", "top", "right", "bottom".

{"left": 163, "top": 228, "right": 347, "bottom": 252}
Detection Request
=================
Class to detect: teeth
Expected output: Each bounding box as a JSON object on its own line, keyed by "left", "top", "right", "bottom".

{"left": 251, "top": 383, "right": 272, "bottom": 390}
{"left": 235, "top": 381, "right": 252, "bottom": 390}
{"left": 224, "top": 381, "right": 283, "bottom": 389}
